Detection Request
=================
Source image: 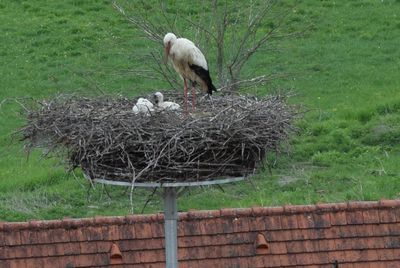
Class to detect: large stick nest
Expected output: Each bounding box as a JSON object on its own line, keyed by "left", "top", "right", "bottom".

{"left": 20, "top": 91, "right": 300, "bottom": 183}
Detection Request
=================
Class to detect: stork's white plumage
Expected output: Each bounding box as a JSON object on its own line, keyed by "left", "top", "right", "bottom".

{"left": 163, "top": 33, "right": 216, "bottom": 113}
{"left": 132, "top": 98, "right": 154, "bottom": 116}
{"left": 153, "top": 92, "right": 181, "bottom": 111}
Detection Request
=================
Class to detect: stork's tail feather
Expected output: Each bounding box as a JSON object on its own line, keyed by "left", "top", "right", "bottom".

{"left": 189, "top": 63, "right": 217, "bottom": 95}
{"left": 208, "top": 82, "right": 217, "bottom": 95}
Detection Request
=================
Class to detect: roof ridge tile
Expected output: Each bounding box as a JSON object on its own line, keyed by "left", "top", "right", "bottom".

{"left": 235, "top": 208, "right": 252, "bottom": 217}
{"left": 284, "top": 204, "right": 316, "bottom": 214}
{"left": 219, "top": 208, "right": 237, "bottom": 217}
{"left": 1, "top": 200, "right": 399, "bottom": 232}
{"left": 379, "top": 199, "right": 400, "bottom": 208}
{"left": 1, "top": 222, "right": 29, "bottom": 231}
{"left": 316, "top": 202, "right": 347, "bottom": 212}
{"left": 347, "top": 201, "right": 380, "bottom": 210}
{"left": 184, "top": 210, "right": 221, "bottom": 220}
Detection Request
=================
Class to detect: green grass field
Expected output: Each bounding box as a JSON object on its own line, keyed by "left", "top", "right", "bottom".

{"left": 1, "top": 0, "right": 400, "bottom": 221}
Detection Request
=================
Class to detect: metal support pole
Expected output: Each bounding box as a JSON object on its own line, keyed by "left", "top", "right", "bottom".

{"left": 90, "top": 176, "right": 245, "bottom": 268}
{"left": 164, "top": 187, "right": 178, "bottom": 268}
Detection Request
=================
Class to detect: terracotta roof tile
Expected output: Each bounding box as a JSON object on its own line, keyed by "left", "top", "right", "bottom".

{"left": 63, "top": 242, "right": 81, "bottom": 255}
{"left": 379, "top": 208, "right": 397, "bottom": 223}
{"left": 121, "top": 250, "right": 142, "bottom": 264}
{"left": 378, "top": 248, "right": 395, "bottom": 261}
{"left": 9, "top": 259, "right": 27, "bottom": 268}
{"left": 181, "top": 219, "right": 201, "bottom": 236}
{"left": 2, "top": 200, "right": 400, "bottom": 267}
{"left": 329, "top": 210, "right": 347, "bottom": 225}
{"left": 315, "top": 203, "right": 333, "bottom": 212}
{"left": 261, "top": 255, "right": 282, "bottom": 267}
{"left": 356, "top": 261, "right": 400, "bottom": 268}
{"left": 12, "top": 244, "right": 30, "bottom": 259}
{"left": 219, "top": 217, "right": 235, "bottom": 234}
{"left": 264, "top": 206, "right": 285, "bottom": 215}
{"left": 81, "top": 226, "right": 103, "bottom": 241}
{"left": 265, "top": 215, "right": 282, "bottom": 230}
{"left": 251, "top": 206, "right": 269, "bottom": 216}
{"left": 4, "top": 231, "right": 21, "bottom": 246}
{"left": 134, "top": 222, "right": 153, "bottom": 239}
{"left": 18, "top": 230, "right": 37, "bottom": 245}
{"left": 286, "top": 240, "right": 305, "bottom": 254}
{"left": 268, "top": 229, "right": 292, "bottom": 242}
{"left": 394, "top": 206, "right": 400, "bottom": 221}
{"left": 73, "top": 253, "right": 104, "bottom": 267}
{"left": 362, "top": 209, "right": 380, "bottom": 224}
{"left": 44, "top": 244, "right": 60, "bottom": 256}
{"left": 295, "top": 252, "right": 314, "bottom": 265}
{"left": 268, "top": 241, "right": 287, "bottom": 255}
{"left": 387, "top": 222, "right": 400, "bottom": 234}
{"left": 150, "top": 222, "right": 164, "bottom": 238}
{"left": 141, "top": 260, "right": 168, "bottom": 267}
{"left": 288, "top": 228, "right": 305, "bottom": 240}
{"left": 296, "top": 213, "right": 315, "bottom": 229}
{"left": 180, "top": 259, "right": 200, "bottom": 268}
{"left": 249, "top": 255, "right": 266, "bottom": 267}
{"left": 379, "top": 199, "right": 400, "bottom": 207}
{"left": 280, "top": 214, "right": 298, "bottom": 229}
{"left": 278, "top": 253, "right": 291, "bottom": 266}
{"left": 139, "top": 249, "right": 165, "bottom": 263}
{"left": 346, "top": 210, "right": 364, "bottom": 225}
{"left": 219, "top": 207, "right": 238, "bottom": 217}
{"left": 249, "top": 216, "right": 268, "bottom": 231}
{"left": 314, "top": 251, "right": 331, "bottom": 265}
{"left": 106, "top": 224, "right": 123, "bottom": 240}
{"left": 120, "top": 238, "right": 163, "bottom": 252}
{"left": 79, "top": 241, "right": 98, "bottom": 254}
{"left": 232, "top": 217, "right": 251, "bottom": 233}
{"left": 313, "top": 212, "right": 331, "bottom": 228}
{"left": 54, "top": 243, "right": 65, "bottom": 256}
{"left": 0, "top": 260, "right": 9, "bottom": 268}
{"left": 118, "top": 224, "right": 135, "bottom": 240}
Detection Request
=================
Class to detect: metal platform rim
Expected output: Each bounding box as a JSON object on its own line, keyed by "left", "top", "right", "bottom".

{"left": 89, "top": 176, "right": 246, "bottom": 188}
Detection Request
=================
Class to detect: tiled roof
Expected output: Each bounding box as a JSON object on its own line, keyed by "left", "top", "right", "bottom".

{"left": 1, "top": 200, "right": 400, "bottom": 267}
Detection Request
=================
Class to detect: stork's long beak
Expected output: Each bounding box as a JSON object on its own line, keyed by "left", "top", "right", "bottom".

{"left": 163, "top": 43, "right": 170, "bottom": 64}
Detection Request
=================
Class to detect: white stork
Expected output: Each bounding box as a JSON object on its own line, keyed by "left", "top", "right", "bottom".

{"left": 163, "top": 33, "right": 216, "bottom": 113}
{"left": 153, "top": 92, "right": 181, "bottom": 111}
{"left": 132, "top": 97, "right": 154, "bottom": 116}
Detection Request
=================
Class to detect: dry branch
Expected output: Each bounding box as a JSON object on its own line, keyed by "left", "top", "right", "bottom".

{"left": 113, "top": 0, "right": 301, "bottom": 92}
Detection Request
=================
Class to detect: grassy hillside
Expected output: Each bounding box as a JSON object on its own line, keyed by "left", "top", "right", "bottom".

{"left": 1, "top": 0, "right": 400, "bottom": 221}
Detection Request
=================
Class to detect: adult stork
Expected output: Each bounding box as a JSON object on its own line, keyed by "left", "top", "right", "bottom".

{"left": 163, "top": 33, "right": 216, "bottom": 113}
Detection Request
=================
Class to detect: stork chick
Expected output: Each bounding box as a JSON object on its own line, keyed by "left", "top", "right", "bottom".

{"left": 132, "top": 98, "right": 154, "bottom": 116}
{"left": 153, "top": 92, "right": 181, "bottom": 111}
{"left": 163, "top": 32, "right": 216, "bottom": 113}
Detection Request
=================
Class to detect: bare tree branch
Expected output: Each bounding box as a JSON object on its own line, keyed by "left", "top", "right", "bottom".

{"left": 112, "top": 0, "right": 299, "bottom": 92}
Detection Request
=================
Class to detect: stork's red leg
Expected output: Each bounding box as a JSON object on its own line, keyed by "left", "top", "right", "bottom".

{"left": 191, "top": 86, "right": 196, "bottom": 111}
{"left": 183, "top": 78, "right": 188, "bottom": 114}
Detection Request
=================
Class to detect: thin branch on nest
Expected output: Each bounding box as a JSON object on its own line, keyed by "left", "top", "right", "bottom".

{"left": 141, "top": 187, "right": 158, "bottom": 214}
{"left": 18, "top": 91, "right": 301, "bottom": 183}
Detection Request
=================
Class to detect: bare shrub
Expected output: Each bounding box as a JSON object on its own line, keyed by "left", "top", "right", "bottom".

{"left": 112, "top": 0, "right": 303, "bottom": 92}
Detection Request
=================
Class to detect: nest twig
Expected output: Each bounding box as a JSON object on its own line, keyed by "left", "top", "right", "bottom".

{"left": 19, "top": 91, "right": 300, "bottom": 183}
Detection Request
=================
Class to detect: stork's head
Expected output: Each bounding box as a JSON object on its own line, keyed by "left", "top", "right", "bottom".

{"left": 153, "top": 92, "right": 164, "bottom": 105}
{"left": 163, "top": 33, "right": 176, "bottom": 62}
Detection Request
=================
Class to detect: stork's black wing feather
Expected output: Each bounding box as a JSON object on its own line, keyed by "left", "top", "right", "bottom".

{"left": 188, "top": 64, "right": 216, "bottom": 95}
